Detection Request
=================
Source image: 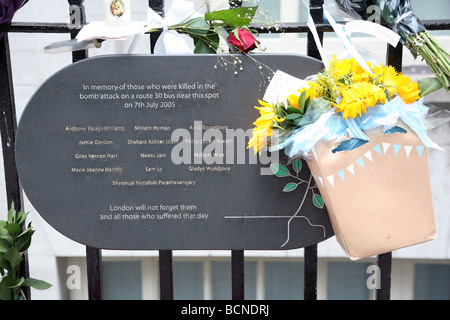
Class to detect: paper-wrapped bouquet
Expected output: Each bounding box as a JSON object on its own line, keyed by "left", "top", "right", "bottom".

{"left": 249, "top": 57, "right": 446, "bottom": 259}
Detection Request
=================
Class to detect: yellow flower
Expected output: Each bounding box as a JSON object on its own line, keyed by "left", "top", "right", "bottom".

{"left": 391, "top": 74, "right": 421, "bottom": 104}
{"left": 351, "top": 70, "right": 371, "bottom": 84}
{"left": 372, "top": 64, "right": 421, "bottom": 103}
{"left": 329, "top": 56, "right": 365, "bottom": 79}
{"left": 248, "top": 100, "right": 283, "bottom": 154}
{"left": 288, "top": 93, "right": 300, "bottom": 109}
{"left": 304, "top": 81, "right": 319, "bottom": 100}
{"left": 336, "top": 82, "right": 386, "bottom": 119}
{"left": 288, "top": 87, "right": 314, "bottom": 109}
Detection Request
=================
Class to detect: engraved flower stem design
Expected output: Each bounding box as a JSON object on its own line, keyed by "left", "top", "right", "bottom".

{"left": 271, "top": 160, "right": 326, "bottom": 247}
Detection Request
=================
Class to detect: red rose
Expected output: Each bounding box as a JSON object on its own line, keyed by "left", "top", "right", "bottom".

{"left": 227, "top": 28, "right": 260, "bottom": 53}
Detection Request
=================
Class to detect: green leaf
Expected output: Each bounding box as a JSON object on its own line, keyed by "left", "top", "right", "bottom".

{"left": 312, "top": 194, "right": 324, "bottom": 209}
{"left": 270, "top": 164, "right": 290, "bottom": 177}
{"left": 183, "top": 17, "right": 211, "bottom": 37}
{"left": 0, "top": 257, "right": 9, "bottom": 271}
{"left": 0, "top": 239, "right": 9, "bottom": 253}
{"left": 4, "top": 223, "right": 20, "bottom": 236}
{"left": 418, "top": 77, "right": 443, "bottom": 96}
{"left": 304, "top": 96, "right": 311, "bottom": 112}
{"left": 8, "top": 276, "right": 25, "bottom": 289}
{"left": 233, "top": 27, "right": 240, "bottom": 41}
{"left": 204, "top": 6, "right": 258, "bottom": 28}
{"left": 14, "top": 231, "right": 33, "bottom": 252}
{"left": 292, "top": 158, "right": 302, "bottom": 173}
{"left": 22, "top": 277, "right": 52, "bottom": 290}
{"left": 0, "top": 276, "right": 14, "bottom": 300}
{"left": 293, "top": 118, "right": 303, "bottom": 125}
{"left": 7, "top": 207, "right": 15, "bottom": 224}
{"left": 16, "top": 211, "right": 29, "bottom": 228}
{"left": 0, "top": 226, "right": 11, "bottom": 240}
{"left": 286, "top": 106, "right": 301, "bottom": 114}
{"left": 283, "top": 182, "right": 298, "bottom": 192}
{"left": 285, "top": 113, "right": 302, "bottom": 120}
{"left": 192, "top": 32, "right": 220, "bottom": 54}
{"left": 3, "top": 247, "right": 22, "bottom": 269}
{"left": 298, "top": 90, "right": 307, "bottom": 114}
{"left": 16, "top": 226, "right": 34, "bottom": 239}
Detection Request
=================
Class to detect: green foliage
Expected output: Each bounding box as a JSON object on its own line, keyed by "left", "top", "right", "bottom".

{"left": 155, "top": 6, "right": 259, "bottom": 54}
{"left": 0, "top": 202, "right": 51, "bottom": 300}
{"left": 418, "top": 77, "right": 443, "bottom": 97}
{"left": 274, "top": 90, "right": 314, "bottom": 131}
{"left": 204, "top": 6, "right": 258, "bottom": 29}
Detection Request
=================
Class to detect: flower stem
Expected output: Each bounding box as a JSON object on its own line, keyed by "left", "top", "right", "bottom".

{"left": 407, "top": 31, "right": 450, "bottom": 91}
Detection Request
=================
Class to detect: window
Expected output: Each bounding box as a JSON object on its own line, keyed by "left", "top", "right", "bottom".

{"left": 264, "top": 261, "right": 304, "bottom": 300}
{"left": 102, "top": 261, "right": 142, "bottom": 300}
{"left": 211, "top": 261, "right": 257, "bottom": 299}
{"left": 173, "top": 261, "right": 204, "bottom": 300}
{"left": 414, "top": 264, "right": 450, "bottom": 300}
{"left": 327, "top": 261, "right": 373, "bottom": 300}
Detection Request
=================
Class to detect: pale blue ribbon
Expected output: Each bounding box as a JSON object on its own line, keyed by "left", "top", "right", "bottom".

{"left": 270, "top": 97, "right": 442, "bottom": 158}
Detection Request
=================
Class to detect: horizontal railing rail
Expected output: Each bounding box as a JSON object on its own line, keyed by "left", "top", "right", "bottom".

{"left": 2, "top": 19, "right": 450, "bottom": 34}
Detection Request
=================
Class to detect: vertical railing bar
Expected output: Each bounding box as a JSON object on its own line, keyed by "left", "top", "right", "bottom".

{"left": 86, "top": 246, "right": 103, "bottom": 300}
{"left": 302, "top": 0, "right": 324, "bottom": 301}
{"left": 149, "top": 0, "right": 164, "bottom": 52}
{"left": 376, "top": 252, "right": 392, "bottom": 300}
{"left": 68, "top": 0, "right": 87, "bottom": 62}
{"left": 307, "top": 0, "right": 324, "bottom": 59}
{"left": 227, "top": 0, "right": 246, "bottom": 302}
{"left": 159, "top": 250, "right": 174, "bottom": 300}
{"left": 0, "top": 35, "right": 22, "bottom": 211}
{"left": 68, "top": 0, "right": 104, "bottom": 300}
{"left": 231, "top": 250, "right": 245, "bottom": 300}
{"left": 148, "top": 0, "right": 175, "bottom": 301}
{"left": 374, "top": 42, "right": 403, "bottom": 302}
{"left": 0, "top": 33, "right": 30, "bottom": 300}
{"left": 386, "top": 43, "right": 403, "bottom": 72}
{"left": 304, "top": 245, "right": 318, "bottom": 300}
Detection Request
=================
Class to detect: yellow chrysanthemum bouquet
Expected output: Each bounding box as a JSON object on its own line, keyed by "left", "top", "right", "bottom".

{"left": 248, "top": 56, "right": 435, "bottom": 157}
{"left": 248, "top": 56, "right": 448, "bottom": 259}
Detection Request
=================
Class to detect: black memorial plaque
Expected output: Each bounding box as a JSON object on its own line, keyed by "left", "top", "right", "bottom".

{"left": 16, "top": 54, "right": 333, "bottom": 250}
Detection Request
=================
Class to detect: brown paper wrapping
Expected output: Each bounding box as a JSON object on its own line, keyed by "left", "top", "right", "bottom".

{"left": 306, "top": 127, "right": 436, "bottom": 259}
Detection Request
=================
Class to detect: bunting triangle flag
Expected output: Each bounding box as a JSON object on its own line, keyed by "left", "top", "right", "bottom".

{"left": 393, "top": 144, "right": 401, "bottom": 155}
{"left": 337, "top": 170, "right": 345, "bottom": 181}
{"left": 364, "top": 150, "right": 373, "bottom": 161}
{"left": 383, "top": 142, "right": 391, "bottom": 154}
{"left": 416, "top": 145, "right": 424, "bottom": 157}
{"left": 326, "top": 175, "right": 334, "bottom": 187}
{"left": 404, "top": 145, "right": 412, "bottom": 157}
{"left": 355, "top": 156, "right": 364, "bottom": 168}
{"left": 372, "top": 144, "right": 382, "bottom": 155}
{"left": 315, "top": 142, "right": 426, "bottom": 189}
{"left": 347, "top": 163, "right": 355, "bottom": 175}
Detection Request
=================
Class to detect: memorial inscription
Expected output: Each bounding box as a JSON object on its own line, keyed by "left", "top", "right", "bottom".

{"left": 16, "top": 54, "right": 333, "bottom": 250}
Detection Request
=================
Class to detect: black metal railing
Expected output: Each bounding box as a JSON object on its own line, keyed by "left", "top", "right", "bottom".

{"left": 1, "top": 0, "right": 449, "bottom": 301}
